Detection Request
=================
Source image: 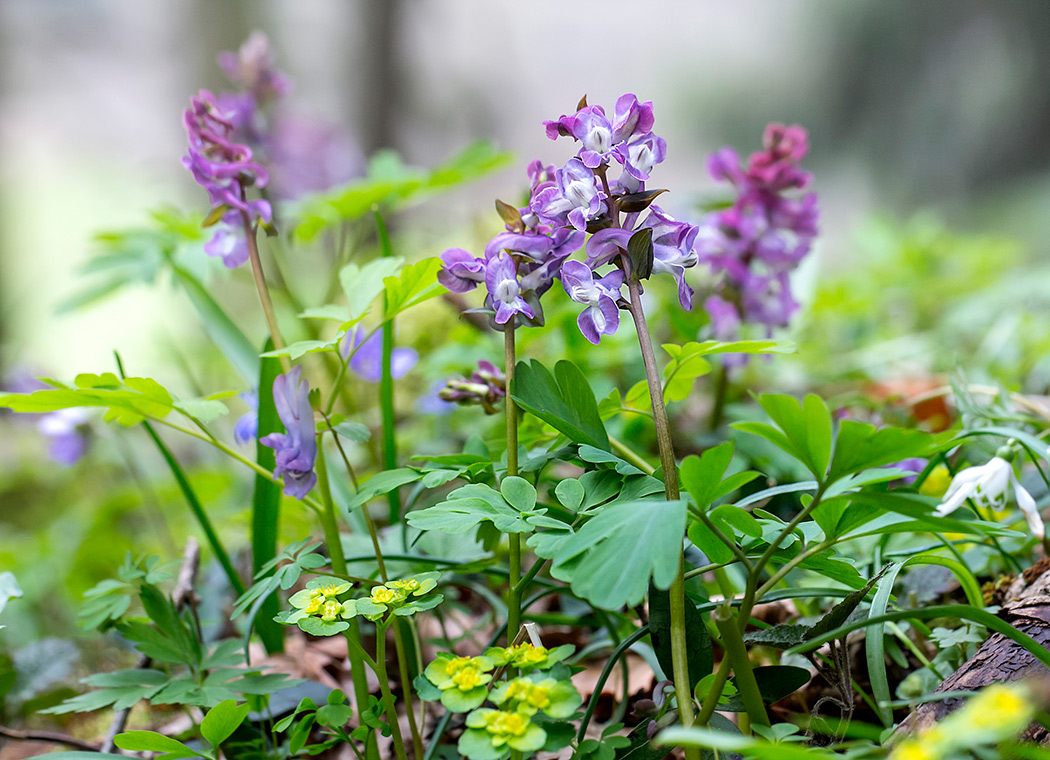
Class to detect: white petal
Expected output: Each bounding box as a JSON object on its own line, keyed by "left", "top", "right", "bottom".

{"left": 936, "top": 481, "right": 976, "bottom": 516}
{"left": 1012, "top": 475, "right": 1045, "bottom": 539}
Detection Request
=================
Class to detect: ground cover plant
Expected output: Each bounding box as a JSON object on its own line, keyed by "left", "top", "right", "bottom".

{"left": 4, "top": 32, "right": 1050, "bottom": 760}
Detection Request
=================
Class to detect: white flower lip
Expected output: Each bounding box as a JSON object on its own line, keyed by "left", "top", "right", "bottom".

{"left": 934, "top": 456, "right": 1045, "bottom": 539}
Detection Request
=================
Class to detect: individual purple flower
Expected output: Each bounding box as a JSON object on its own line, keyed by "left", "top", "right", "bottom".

{"left": 260, "top": 367, "right": 317, "bottom": 499}
{"left": 485, "top": 253, "right": 534, "bottom": 325}
{"left": 438, "top": 360, "right": 506, "bottom": 414}
{"left": 614, "top": 132, "right": 667, "bottom": 193}
{"left": 704, "top": 295, "right": 741, "bottom": 342}
{"left": 182, "top": 90, "right": 272, "bottom": 226}
{"left": 642, "top": 207, "right": 699, "bottom": 309}
{"left": 561, "top": 260, "right": 624, "bottom": 345}
{"left": 217, "top": 31, "right": 292, "bottom": 106}
{"left": 203, "top": 224, "right": 249, "bottom": 269}
{"left": 530, "top": 158, "right": 607, "bottom": 231}
{"left": 37, "top": 408, "right": 91, "bottom": 466}
{"left": 234, "top": 392, "right": 258, "bottom": 445}
{"left": 439, "top": 248, "right": 487, "bottom": 293}
{"left": 339, "top": 327, "right": 418, "bottom": 383}
{"left": 740, "top": 270, "right": 799, "bottom": 333}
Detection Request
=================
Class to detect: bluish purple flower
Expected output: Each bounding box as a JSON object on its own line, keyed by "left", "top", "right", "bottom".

{"left": 704, "top": 295, "right": 740, "bottom": 342}
{"left": 339, "top": 327, "right": 418, "bottom": 383}
{"left": 531, "top": 158, "right": 607, "bottom": 231}
{"left": 260, "top": 367, "right": 317, "bottom": 499}
{"left": 37, "top": 408, "right": 90, "bottom": 466}
{"left": 204, "top": 224, "right": 249, "bottom": 269}
{"left": 485, "top": 253, "right": 534, "bottom": 325}
{"left": 182, "top": 90, "right": 272, "bottom": 226}
{"left": 438, "top": 248, "right": 486, "bottom": 293}
{"left": 561, "top": 261, "right": 624, "bottom": 345}
{"left": 234, "top": 391, "right": 258, "bottom": 445}
{"left": 265, "top": 116, "right": 362, "bottom": 200}
{"left": 614, "top": 133, "right": 667, "bottom": 193}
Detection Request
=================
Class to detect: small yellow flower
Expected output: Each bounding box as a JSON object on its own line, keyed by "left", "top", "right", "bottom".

{"left": 388, "top": 578, "right": 420, "bottom": 594}
{"left": 370, "top": 586, "right": 406, "bottom": 606}
{"left": 444, "top": 656, "right": 472, "bottom": 677}
{"left": 452, "top": 667, "right": 485, "bottom": 691}
{"left": 304, "top": 595, "right": 323, "bottom": 614}
{"left": 508, "top": 642, "right": 548, "bottom": 666}
{"left": 484, "top": 710, "right": 529, "bottom": 738}
{"left": 320, "top": 600, "right": 342, "bottom": 622}
{"left": 919, "top": 464, "right": 952, "bottom": 498}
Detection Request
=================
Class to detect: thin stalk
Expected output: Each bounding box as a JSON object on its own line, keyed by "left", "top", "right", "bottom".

{"left": 316, "top": 447, "right": 375, "bottom": 753}
{"left": 375, "top": 210, "right": 401, "bottom": 523}
{"left": 713, "top": 605, "right": 769, "bottom": 728}
{"left": 610, "top": 435, "right": 656, "bottom": 475}
{"left": 375, "top": 623, "right": 410, "bottom": 760}
{"left": 392, "top": 621, "right": 424, "bottom": 759}
{"left": 505, "top": 319, "right": 522, "bottom": 645}
{"left": 140, "top": 421, "right": 245, "bottom": 596}
{"left": 623, "top": 269, "right": 695, "bottom": 749}
{"left": 239, "top": 209, "right": 290, "bottom": 374}
{"left": 695, "top": 654, "right": 732, "bottom": 726}
{"left": 707, "top": 365, "right": 729, "bottom": 432}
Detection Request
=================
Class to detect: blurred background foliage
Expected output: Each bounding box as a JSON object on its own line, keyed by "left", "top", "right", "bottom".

{"left": 3, "top": 0, "right": 1050, "bottom": 722}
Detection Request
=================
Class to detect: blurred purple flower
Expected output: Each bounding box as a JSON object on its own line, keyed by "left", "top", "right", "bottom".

{"left": 203, "top": 224, "right": 249, "bottom": 269}
{"left": 182, "top": 90, "right": 272, "bottom": 226}
{"left": 234, "top": 391, "right": 258, "bottom": 445}
{"left": 217, "top": 31, "right": 291, "bottom": 105}
{"left": 260, "top": 366, "right": 317, "bottom": 499}
{"left": 339, "top": 327, "right": 418, "bottom": 383}
{"left": 265, "top": 116, "right": 362, "bottom": 200}
{"left": 439, "top": 360, "right": 506, "bottom": 414}
{"left": 37, "top": 408, "right": 90, "bottom": 466}
{"left": 561, "top": 261, "right": 623, "bottom": 345}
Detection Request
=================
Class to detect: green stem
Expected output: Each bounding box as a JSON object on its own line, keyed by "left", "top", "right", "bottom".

{"left": 375, "top": 210, "right": 401, "bottom": 523}
{"left": 140, "top": 421, "right": 245, "bottom": 596}
{"left": 610, "top": 435, "right": 656, "bottom": 475}
{"left": 505, "top": 319, "right": 522, "bottom": 645}
{"left": 695, "top": 654, "right": 732, "bottom": 727}
{"left": 623, "top": 271, "right": 695, "bottom": 750}
{"left": 316, "top": 447, "right": 374, "bottom": 753}
{"left": 375, "top": 622, "right": 410, "bottom": 760}
{"left": 707, "top": 365, "right": 729, "bottom": 432}
{"left": 239, "top": 209, "right": 290, "bottom": 374}
{"left": 713, "top": 605, "right": 769, "bottom": 728}
{"left": 392, "top": 622, "right": 424, "bottom": 759}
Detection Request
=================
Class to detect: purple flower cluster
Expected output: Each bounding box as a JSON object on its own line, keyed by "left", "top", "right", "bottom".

{"left": 339, "top": 327, "right": 418, "bottom": 383}
{"left": 439, "top": 94, "right": 699, "bottom": 345}
{"left": 438, "top": 360, "right": 506, "bottom": 414}
{"left": 697, "top": 124, "right": 819, "bottom": 344}
{"left": 260, "top": 367, "right": 317, "bottom": 499}
{"left": 183, "top": 89, "right": 272, "bottom": 269}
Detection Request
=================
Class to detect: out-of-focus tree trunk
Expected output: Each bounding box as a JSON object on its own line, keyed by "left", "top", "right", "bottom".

{"left": 356, "top": 0, "right": 401, "bottom": 154}
{"left": 192, "top": 0, "right": 260, "bottom": 92}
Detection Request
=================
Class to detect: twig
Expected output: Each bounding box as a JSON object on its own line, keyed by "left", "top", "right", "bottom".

{"left": 0, "top": 725, "right": 101, "bottom": 752}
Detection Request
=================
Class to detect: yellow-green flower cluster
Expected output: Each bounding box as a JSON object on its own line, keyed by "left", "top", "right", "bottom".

{"left": 485, "top": 641, "right": 573, "bottom": 671}
{"left": 890, "top": 683, "right": 1035, "bottom": 760}
{"left": 423, "top": 653, "right": 496, "bottom": 712}
{"left": 461, "top": 708, "right": 546, "bottom": 757}
{"left": 489, "top": 675, "right": 581, "bottom": 718}
{"left": 346, "top": 572, "right": 443, "bottom": 622}
{"left": 277, "top": 578, "right": 356, "bottom": 635}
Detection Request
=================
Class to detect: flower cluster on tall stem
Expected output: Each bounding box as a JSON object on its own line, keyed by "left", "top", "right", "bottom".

{"left": 697, "top": 124, "right": 819, "bottom": 351}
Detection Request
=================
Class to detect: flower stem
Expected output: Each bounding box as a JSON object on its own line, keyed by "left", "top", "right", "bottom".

{"left": 713, "top": 605, "right": 769, "bottom": 728}
{"left": 375, "top": 622, "right": 410, "bottom": 760}
{"left": 622, "top": 272, "right": 696, "bottom": 753}
{"left": 375, "top": 210, "right": 401, "bottom": 523}
{"left": 505, "top": 319, "right": 522, "bottom": 645}
{"left": 240, "top": 211, "right": 291, "bottom": 374}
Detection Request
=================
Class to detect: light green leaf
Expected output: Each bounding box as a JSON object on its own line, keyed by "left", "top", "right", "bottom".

{"left": 260, "top": 334, "right": 345, "bottom": 360}
{"left": 340, "top": 257, "right": 403, "bottom": 321}
{"left": 115, "top": 731, "right": 204, "bottom": 757}
{"left": 383, "top": 257, "right": 445, "bottom": 319}
{"left": 500, "top": 476, "right": 537, "bottom": 511}
{"left": 174, "top": 398, "right": 228, "bottom": 422}
{"left": 552, "top": 499, "right": 687, "bottom": 609}
{"left": 299, "top": 305, "right": 351, "bottom": 321}
{"left": 200, "top": 699, "right": 249, "bottom": 748}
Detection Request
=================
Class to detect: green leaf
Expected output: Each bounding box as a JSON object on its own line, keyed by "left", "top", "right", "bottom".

{"left": 662, "top": 341, "right": 793, "bottom": 404}
{"left": 347, "top": 468, "right": 425, "bottom": 511}
{"left": 200, "top": 699, "right": 249, "bottom": 748}
{"left": 115, "top": 731, "right": 203, "bottom": 756}
{"left": 720, "top": 666, "right": 812, "bottom": 712}
{"left": 173, "top": 397, "right": 228, "bottom": 422}
{"left": 552, "top": 499, "right": 687, "bottom": 609}
{"left": 261, "top": 335, "right": 345, "bottom": 360}
{"left": 828, "top": 422, "right": 947, "bottom": 484}
{"left": 340, "top": 257, "right": 404, "bottom": 321}
{"left": 734, "top": 394, "right": 833, "bottom": 480}
{"left": 500, "top": 476, "right": 537, "bottom": 511}
{"left": 0, "top": 572, "right": 22, "bottom": 618}
{"left": 0, "top": 374, "right": 176, "bottom": 426}
{"left": 406, "top": 484, "right": 537, "bottom": 535}
{"left": 511, "top": 359, "right": 610, "bottom": 451}
{"left": 333, "top": 421, "right": 372, "bottom": 443}
{"left": 555, "top": 479, "right": 585, "bottom": 512}
{"left": 649, "top": 585, "right": 712, "bottom": 689}
{"left": 383, "top": 257, "right": 445, "bottom": 319}
{"left": 680, "top": 442, "right": 735, "bottom": 509}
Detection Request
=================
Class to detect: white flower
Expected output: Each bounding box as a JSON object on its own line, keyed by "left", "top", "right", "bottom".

{"left": 935, "top": 456, "right": 1044, "bottom": 539}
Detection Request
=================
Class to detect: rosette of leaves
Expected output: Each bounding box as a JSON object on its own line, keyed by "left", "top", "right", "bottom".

{"left": 489, "top": 675, "right": 581, "bottom": 718}
{"left": 275, "top": 577, "right": 355, "bottom": 636}
{"left": 344, "top": 572, "right": 444, "bottom": 622}
{"left": 418, "top": 654, "right": 496, "bottom": 712}
{"left": 485, "top": 642, "right": 574, "bottom": 671}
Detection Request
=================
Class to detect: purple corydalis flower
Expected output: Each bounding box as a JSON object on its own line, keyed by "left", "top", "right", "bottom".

{"left": 204, "top": 225, "right": 249, "bottom": 269}
{"left": 439, "top": 248, "right": 486, "bottom": 293}
{"left": 260, "top": 366, "right": 317, "bottom": 499}
{"left": 339, "top": 327, "right": 418, "bottom": 383}
{"left": 485, "top": 253, "right": 534, "bottom": 325}
{"left": 531, "top": 158, "right": 607, "bottom": 231}
{"left": 561, "top": 260, "right": 623, "bottom": 345}
{"left": 439, "top": 360, "right": 506, "bottom": 414}
{"left": 37, "top": 408, "right": 90, "bottom": 466}
{"left": 218, "top": 32, "right": 292, "bottom": 105}
{"left": 183, "top": 90, "right": 272, "bottom": 225}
